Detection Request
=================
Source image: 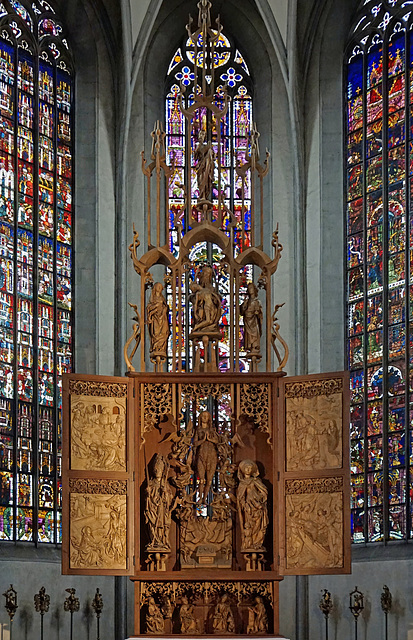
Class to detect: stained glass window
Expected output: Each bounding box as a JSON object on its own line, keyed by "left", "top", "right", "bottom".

{"left": 165, "top": 32, "right": 253, "bottom": 372}
{"left": 0, "top": 1, "right": 73, "bottom": 544}
{"left": 346, "top": 1, "right": 412, "bottom": 543}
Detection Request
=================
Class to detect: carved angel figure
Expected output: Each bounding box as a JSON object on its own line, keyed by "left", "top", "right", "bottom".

{"left": 189, "top": 265, "right": 222, "bottom": 336}
{"left": 212, "top": 594, "right": 235, "bottom": 634}
{"left": 247, "top": 597, "right": 268, "bottom": 634}
{"left": 146, "top": 282, "right": 170, "bottom": 360}
{"left": 146, "top": 597, "right": 165, "bottom": 635}
{"left": 193, "top": 410, "right": 219, "bottom": 503}
{"left": 194, "top": 129, "right": 215, "bottom": 201}
{"left": 237, "top": 459, "right": 269, "bottom": 551}
{"left": 145, "top": 454, "right": 176, "bottom": 551}
{"left": 240, "top": 282, "right": 263, "bottom": 354}
{"left": 179, "top": 596, "right": 198, "bottom": 634}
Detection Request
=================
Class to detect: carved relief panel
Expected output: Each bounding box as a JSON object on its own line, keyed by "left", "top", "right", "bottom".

{"left": 279, "top": 372, "right": 350, "bottom": 576}
{"left": 62, "top": 374, "right": 135, "bottom": 575}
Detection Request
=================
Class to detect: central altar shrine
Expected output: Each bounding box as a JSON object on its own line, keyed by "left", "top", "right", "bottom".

{"left": 61, "top": 1, "right": 350, "bottom": 636}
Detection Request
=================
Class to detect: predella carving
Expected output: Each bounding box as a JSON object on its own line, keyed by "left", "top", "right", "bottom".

{"left": 70, "top": 395, "right": 126, "bottom": 471}
{"left": 286, "top": 391, "right": 342, "bottom": 471}
{"left": 286, "top": 492, "right": 343, "bottom": 570}
{"left": 247, "top": 597, "right": 268, "bottom": 635}
{"left": 69, "top": 493, "right": 127, "bottom": 570}
{"left": 140, "top": 582, "right": 273, "bottom": 636}
{"left": 212, "top": 594, "right": 235, "bottom": 634}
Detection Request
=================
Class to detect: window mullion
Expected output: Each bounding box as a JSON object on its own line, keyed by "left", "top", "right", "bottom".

{"left": 32, "top": 42, "right": 39, "bottom": 546}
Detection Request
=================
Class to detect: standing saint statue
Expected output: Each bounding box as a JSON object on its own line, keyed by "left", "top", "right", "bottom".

{"left": 237, "top": 459, "right": 269, "bottom": 551}
{"left": 146, "top": 282, "right": 170, "bottom": 364}
{"left": 193, "top": 410, "right": 219, "bottom": 504}
{"left": 189, "top": 265, "right": 222, "bottom": 337}
{"left": 240, "top": 282, "right": 263, "bottom": 355}
{"left": 212, "top": 594, "right": 235, "bottom": 634}
{"left": 145, "top": 454, "right": 177, "bottom": 551}
{"left": 194, "top": 129, "right": 215, "bottom": 202}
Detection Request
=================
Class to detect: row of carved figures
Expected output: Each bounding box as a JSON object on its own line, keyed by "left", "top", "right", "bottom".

{"left": 148, "top": 272, "right": 262, "bottom": 356}
{"left": 146, "top": 594, "right": 268, "bottom": 635}
{"left": 126, "top": 268, "right": 267, "bottom": 370}
{"left": 145, "top": 453, "right": 269, "bottom": 559}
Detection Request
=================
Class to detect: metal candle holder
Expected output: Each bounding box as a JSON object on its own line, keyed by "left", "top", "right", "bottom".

{"left": 380, "top": 584, "right": 392, "bottom": 640}
{"left": 3, "top": 584, "right": 18, "bottom": 640}
{"left": 349, "top": 586, "right": 364, "bottom": 640}
{"left": 319, "top": 589, "right": 333, "bottom": 640}
{"left": 64, "top": 588, "right": 80, "bottom": 640}
{"left": 34, "top": 586, "right": 50, "bottom": 640}
{"left": 91, "top": 588, "right": 104, "bottom": 640}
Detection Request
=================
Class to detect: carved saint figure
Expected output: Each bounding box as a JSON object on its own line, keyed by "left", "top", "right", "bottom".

{"left": 240, "top": 282, "right": 263, "bottom": 354}
{"left": 193, "top": 411, "right": 219, "bottom": 503}
{"left": 189, "top": 265, "right": 222, "bottom": 336}
{"left": 237, "top": 459, "right": 269, "bottom": 551}
{"left": 194, "top": 129, "right": 215, "bottom": 201}
{"left": 146, "top": 282, "right": 170, "bottom": 360}
{"left": 179, "top": 596, "right": 198, "bottom": 634}
{"left": 247, "top": 597, "right": 268, "bottom": 634}
{"left": 70, "top": 525, "right": 103, "bottom": 567}
{"left": 104, "top": 503, "right": 125, "bottom": 563}
{"left": 146, "top": 597, "right": 165, "bottom": 635}
{"left": 212, "top": 594, "right": 235, "bottom": 634}
{"left": 145, "top": 454, "right": 176, "bottom": 551}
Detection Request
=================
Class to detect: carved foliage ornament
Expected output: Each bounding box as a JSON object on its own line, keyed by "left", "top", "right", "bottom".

{"left": 140, "top": 581, "right": 273, "bottom": 605}
{"left": 69, "top": 381, "right": 127, "bottom": 397}
{"left": 143, "top": 383, "right": 172, "bottom": 431}
{"left": 181, "top": 383, "right": 231, "bottom": 406}
{"left": 69, "top": 479, "right": 127, "bottom": 495}
{"left": 240, "top": 384, "right": 271, "bottom": 443}
{"left": 285, "top": 378, "right": 343, "bottom": 399}
{"left": 285, "top": 477, "right": 343, "bottom": 495}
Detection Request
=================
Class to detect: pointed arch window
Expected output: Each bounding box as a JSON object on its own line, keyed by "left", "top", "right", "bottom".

{"left": 346, "top": 0, "right": 412, "bottom": 543}
{"left": 0, "top": 0, "right": 73, "bottom": 544}
{"left": 164, "top": 26, "right": 253, "bottom": 371}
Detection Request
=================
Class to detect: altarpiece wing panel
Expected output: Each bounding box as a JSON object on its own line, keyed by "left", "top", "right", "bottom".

{"left": 278, "top": 372, "right": 351, "bottom": 575}
{"left": 62, "top": 374, "right": 135, "bottom": 575}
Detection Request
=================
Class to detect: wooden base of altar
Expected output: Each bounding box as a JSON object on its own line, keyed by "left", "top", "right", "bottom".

{"left": 131, "top": 574, "right": 283, "bottom": 638}
{"left": 126, "top": 635, "right": 288, "bottom": 640}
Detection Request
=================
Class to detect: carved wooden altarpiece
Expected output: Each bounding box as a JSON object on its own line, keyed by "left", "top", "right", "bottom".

{"left": 62, "top": 2, "right": 350, "bottom": 637}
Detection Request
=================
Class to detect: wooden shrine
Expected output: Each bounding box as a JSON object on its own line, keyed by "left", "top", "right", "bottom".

{"left": 61, "top": 2, "right": 350, "bottom": 637}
